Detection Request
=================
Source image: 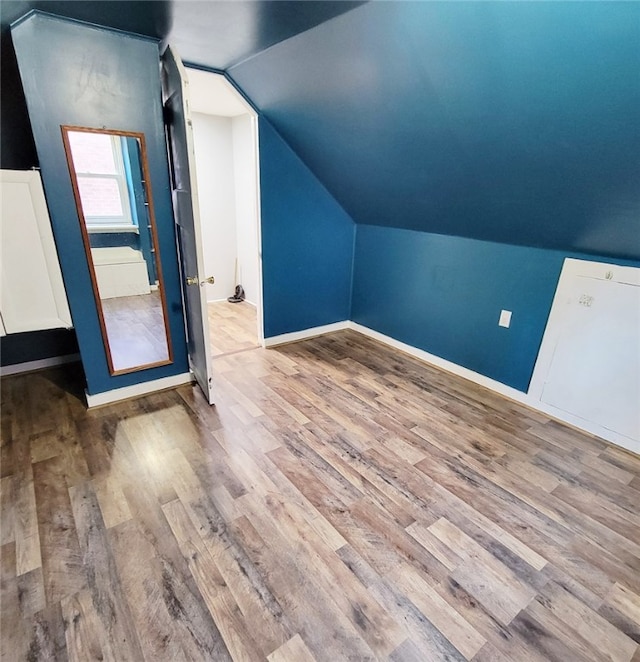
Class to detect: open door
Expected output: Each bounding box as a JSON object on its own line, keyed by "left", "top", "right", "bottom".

{"left": 161, "top": 46, "right": 215, "bottom": 404}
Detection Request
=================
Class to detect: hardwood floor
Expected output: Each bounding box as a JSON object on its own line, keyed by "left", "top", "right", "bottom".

{"left": 208, "top": 300, "right": 259, "bottom": 357}
{"left": 1, "top": 329, "right": 639, "bottom": 661}
{"left": 101, "top": 291, "right": 170, "bottom": 372}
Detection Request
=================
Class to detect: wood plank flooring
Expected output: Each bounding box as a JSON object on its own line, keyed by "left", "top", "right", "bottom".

{"left": 1, "top": 329, "right": 639, "bottom": 661}
{"left": 208, "top": 300, "right": 259, "bottom": 357}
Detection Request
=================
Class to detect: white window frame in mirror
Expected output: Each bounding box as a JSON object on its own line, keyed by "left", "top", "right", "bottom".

{"left": 68, "top": 132, "right": 137, "bottom": 233}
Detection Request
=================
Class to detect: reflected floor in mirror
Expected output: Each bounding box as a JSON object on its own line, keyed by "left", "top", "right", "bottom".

{"left": 208, "top": 300, "right": 259, "bottom": 357}
{"left": 101, "top": 291, "right": 169, "bottom": 371}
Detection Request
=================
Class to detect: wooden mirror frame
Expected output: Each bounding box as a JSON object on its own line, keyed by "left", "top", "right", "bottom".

{"left": 61, "top": 125, "right": 173, "bottom": 375}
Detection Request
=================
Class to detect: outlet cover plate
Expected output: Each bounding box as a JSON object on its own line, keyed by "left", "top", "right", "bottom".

{"left": 499, "top": 310, "right": 512, "bottom": 328}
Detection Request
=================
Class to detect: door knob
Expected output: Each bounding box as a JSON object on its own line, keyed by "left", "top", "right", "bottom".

{"left": 186, "top": 275, "right": 214, "bottom": 286}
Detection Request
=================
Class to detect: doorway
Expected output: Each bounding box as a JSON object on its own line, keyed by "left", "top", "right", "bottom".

{"left": 186, "top": 68, "right": 262, "bottom": 358}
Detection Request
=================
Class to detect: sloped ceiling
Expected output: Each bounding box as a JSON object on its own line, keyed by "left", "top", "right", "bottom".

{"left": 228, "top": 2, "right": 640, "bottom": 258}
{"left": 1, "top": 1, "right": 172, "bottom": 38}
{"left": 1, "top": 0, "right": 363, "bottom": 167}
{"left": 167, "top": 0, "right": 365, "bottom": 69}
{"left": 0, "top": 1, "right": 364, "bottom": 66}
{"left": 3, "top": 1, "right": 639, "bottom": 258}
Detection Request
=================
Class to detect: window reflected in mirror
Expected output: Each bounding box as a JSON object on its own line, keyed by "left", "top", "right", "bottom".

{"left": 62, "top": 126, "right": 173, "bottom": 375}
{"left": 67, "top": 131, "right": 135, "bottom": 230}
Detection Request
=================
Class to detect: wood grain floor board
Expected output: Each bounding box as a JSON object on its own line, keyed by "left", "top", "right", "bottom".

{"left": 229, "top": 509, "right": 379, "bottom": 661}
{"left": 209, "top": 300, "right": 260, "bottom": 357}
{"left": 508, "top": 608, "right": 596, "bottom": 662}
{"left": 16, "top": 566, "right": 45, "bottom": 618}
{"left": 536, "top": 579, "right": 637, "bottom": 662}
{"left": 334, "top": 543, "right": 467, "bottom": 661}
{"left": 68, "top": 480, "right": 144, "bottom": 660}
{"left": 0, "top": 474, "right": 15, "bottom": 546}
{"left": 241, "top": 441, "right": 350, "bottom": 551}
{"left": 0, "top": 541, "right": 25, "bottom": 660}
{"left": 569, "top": 538, "right": 640, "bottom": 596}
{"left": 576, "top": 465, "right": 639, "bottom": 515}
{"left": 166, "top": 463, "right": 297, "bottom": 657}
{"left": 293, "top": 426, "right": 417, "bottom": 531}
{"left": 433, "top": 511, "right": 549, "bottom": 594}
{"left": 385, "top": 561, "right": 486, "bottom": 659}
{"left": 1, "top": 329, "right": 639, "bottom": 660}
{"left": 162, "top": 498, "right": 262, "bottom": 661}
{"left": 33, "top": 456, "right": 87, "bottom": 605}
{"left": 601, "top": 446, "right": 640, "bottom": 475}
{"left": 236, "top": 498, "right": 404, "bottom": 659}
{"left": 267, "top": 632, "right": 317, "bottom": 662}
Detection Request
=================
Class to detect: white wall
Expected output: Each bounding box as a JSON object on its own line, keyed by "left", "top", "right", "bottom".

{"left": 232, "top": 115, "right": 260, "bottom": 306}
{"left": 191, "top": 113, "right": 237, "bottom": 302}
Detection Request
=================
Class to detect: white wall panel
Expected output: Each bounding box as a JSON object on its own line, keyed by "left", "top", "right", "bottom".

{"left": 0, "top": 170, "right": 72, "bottom": 333}
{"left": 530, "top": 259, "right": 640, "bottom": 454}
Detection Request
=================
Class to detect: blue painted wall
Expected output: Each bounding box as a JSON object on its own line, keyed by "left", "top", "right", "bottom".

{"left": 0, "top": 328, "right": 79, "bottom": 367}
{"left": 6, "top": 4, "right": 638, "bottom": 399}
{"left": 230, "top": 2, "right": 640, "bottom": 259}
{"left": 352, "top": 226, "right": 640, "bottom": 392}
{"left": 259, "top": 117, "right": 354, "bottom": 337}
{"left": 11, "top": 12, "right": 188, "bottom": 394}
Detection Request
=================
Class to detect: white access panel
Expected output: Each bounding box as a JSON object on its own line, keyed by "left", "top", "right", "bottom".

{"left": 0, "top": 170, "right": 72, "bottom": 333}
{"left": 530, "top": 259, "right": 640, "bottom": 451}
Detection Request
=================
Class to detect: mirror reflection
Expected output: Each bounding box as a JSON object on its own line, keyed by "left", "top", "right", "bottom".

{"left": 62, "top": 126, "right": 173, "bottom": 375}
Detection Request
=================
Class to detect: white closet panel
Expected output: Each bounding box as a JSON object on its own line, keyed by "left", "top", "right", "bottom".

{"left": 0, "top": 170, "right": 72, "bottom": 333}
{"left": 530, "top": 259, "right": 640, "bottom": 453}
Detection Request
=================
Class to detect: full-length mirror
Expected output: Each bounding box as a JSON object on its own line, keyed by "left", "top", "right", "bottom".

{"left": 61, "top": 126, "right": 173, "bottom": 374}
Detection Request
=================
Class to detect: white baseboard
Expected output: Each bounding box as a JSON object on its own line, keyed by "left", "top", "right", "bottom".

{"left": 350, "top": 322, "right": 528, "bottom": 401}
{"left": 208, "top": 297, "right": 257, "bottom": 307}
{"left": 1, "top": 353, "right": 80, "bottom": 377}
{"left": 264, "top": 321, "right": 350, "bottom": 347}
{"left": 349, "top": 322, "right": 639, "bottom": 456}
{"left": 85, "top": 372, "right": 193, "bottom": 408}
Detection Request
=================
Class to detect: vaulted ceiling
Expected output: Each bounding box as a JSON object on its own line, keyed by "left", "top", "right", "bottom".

{"left": 3, "top": 1, "right": 639, "bottom": 258}
{"left": 226, "top": 2, "right": 640, "bottom": 258}
{"left": 0, "top": 1, "right": 364, "bottom": 66}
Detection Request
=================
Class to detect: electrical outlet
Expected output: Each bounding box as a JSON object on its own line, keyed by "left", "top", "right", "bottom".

{"left": 499, "top": 310, "right": 512, "bottom": 328}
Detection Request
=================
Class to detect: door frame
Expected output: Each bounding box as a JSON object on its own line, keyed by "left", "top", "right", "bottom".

{"left": 162, "top": 45, "right": 216, "bottom": 403}
{"left": 184, "top": 67, "right": 265, "bottom": 349}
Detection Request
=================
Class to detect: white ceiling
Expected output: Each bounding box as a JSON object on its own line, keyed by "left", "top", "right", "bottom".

{"left": 186, "top": 68, "right": 253, "bottom": 117}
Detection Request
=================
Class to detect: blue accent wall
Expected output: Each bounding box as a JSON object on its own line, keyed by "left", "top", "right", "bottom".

{"left": 259, "top": 117, "right": 354, "bottom": 337}
{"left": 230, "top": 2, "right": 640, "bottom": 259}
{"left": 11, "top": 12, "right": 188, "bottom": 395}
{"left": 6, "top": 4, "right": 638, "bottom": 399}
{"left": 88, "top": 233, "right": 138, "bottom": 250}
{"left": 352, "top": 225, "right": 640, "bottom": 392}
{"left": 0, "top": 329, "right": 79, "bottom": 367}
